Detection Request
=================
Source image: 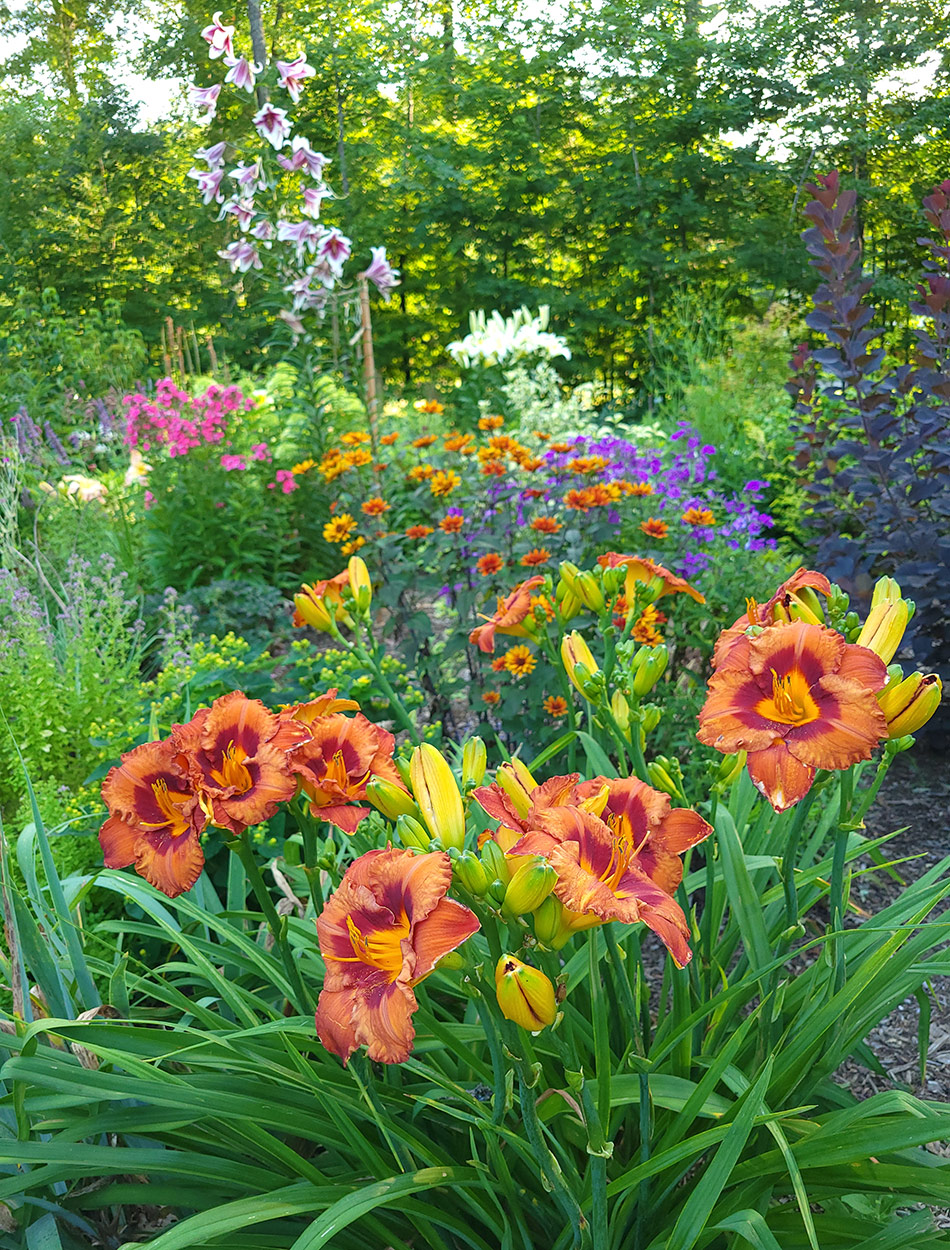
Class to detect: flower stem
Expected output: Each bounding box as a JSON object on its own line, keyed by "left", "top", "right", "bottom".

{"left": 830, "top": 768, "right": 854, "bottom": 992}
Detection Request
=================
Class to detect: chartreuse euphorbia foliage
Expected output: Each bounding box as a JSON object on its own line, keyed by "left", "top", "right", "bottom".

{"left": 12, "top": 561, "right": 941, "bottom": 1249}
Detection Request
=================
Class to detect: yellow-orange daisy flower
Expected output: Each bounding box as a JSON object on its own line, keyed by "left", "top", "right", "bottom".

{"left": 323, "top": 514, "right": 358, "bottom": 543}
{"left": 478, "top": 415, "right": 505, "bottom": 431}
{"left": 531, "top": 516, "right": 562, "bottom": 534}
{"left": 503, "top": 645, "right": 536, "bottom": 677}
{"left": 520, "top": 548, "right": 550, "bottom": 567}
{"left": 414, "top": 399, "right": 444, "bottom": 414}
{"left": 477, "top": 553, "right": 505, "bottom": 576}
{"left": 412, "top": 435, "right": 438, "bottom": 449}
{"left": 381, "top": 432, "right": 400, "bottom": 445}
{"left": 361, "top": 497, "right": 391, "bottom": 516}
{"left": 341, "top": 431, "right": 370, "bottom": 446}
{"left": 543, "top": 695, "right": 568, "bottom": 717}
{"left": 630, "top": 481, "right": 653, "bottom": 496}
{"left": 430, "top": 470, "right": 461, "bottom": 497}
{"left": 405, "top": 524, "right": 434, "bottom": 538}
{"left": 342, "top": 536, "right": 366, "bottom": 555}
{"left": 408, "top": 464, "right": 435, "bottom": 482}
{"left": 482, "top": 691, "right": 501, "bottom": 705}
{"left": 291, "top": 458, "right": 316, "bottom": 475}
{"left": 439, "top": 514, "right": 464, "bottom": 533}
{"left": 682, "top": 507, "right": 716, "bottom": 526}
{"left": 641, "top": 518, "right": 669, "bottom": 539}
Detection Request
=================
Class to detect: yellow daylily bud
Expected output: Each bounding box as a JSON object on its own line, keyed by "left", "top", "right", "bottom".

{"left": 533, "top": 895, "right": 564, "bottom": 946}
{"left": 496, "top": 760, "right": 537, "bottom": 818}
{"left": 610, "top": 691, "right": 630, "bottom": 730}
{"left": 601, "top": 565, "right": 626, "bottom": 597}
{"left": 794, "top": 586, "right": 826, "bottom": 622}
{"left": 879, "top": 672, "right": 942, "bottom": 737}
{"left": 640, "top": 704, "right": 662, "bottom": 734}
{"left": 561, "top": 631, "right": 600, "bottom": 697}
{"left": 293, "top": 589, "right": 335, "bottom": 632}
{"left": 558, "top": 561, "right": 582, "bottom": 597}
{"left": 395, "top": 755, "right": 413, "bottom": 789}
{"left": 480, "top": 837, "right": 512, "bottom": 886}
{"left": 365, "top": 777, "right": 419, "bottom": 821}
{"left": 646, "top": 760, "right": 679, "bottom": 798}
{"left": 347, "top": 556, "right": 372, "bottom": 612}
{"left": 576, "top": 571, "right": 606, "bottom": 613}
{"left": 502, "top": 856, "right": 558, "bottom": 918}
{"left": 856, "top": 599, "right": 910, "bottom": 665}
{"left": 395, "top": 814, "right": 432, "bottom": 850}
{"left": 632, "top": 645, "right": 668, "bottom": 697}
{"left": 578, "top": 782, "right": 610, "bottom": 818}
{"left": 495, "top": 955, "right": 557, "bottom": 1031}
{"left": 461, "top": 736, "right": 488, "bottom": 789}
{"left": 560, "top": 589, "right": 583, "bottom": 621}
{"left": 455, "top": 850, "right": 490, "bottom": 896}
{"left": 871, "top": 576, "right": 902, "bottom": 608}
{"left": 409, "top": 743, "right": 466, "bottom": 850}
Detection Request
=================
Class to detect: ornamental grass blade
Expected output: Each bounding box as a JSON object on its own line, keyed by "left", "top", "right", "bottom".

{"left": 713, "top": 1209, "right": 784, "bottom": 1250}
{"left": 664, "top": 1057, "right": 774, "bottom": 1250}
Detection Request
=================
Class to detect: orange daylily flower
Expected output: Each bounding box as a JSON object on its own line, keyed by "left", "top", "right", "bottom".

{"left": 100, "top": 737, "right": 208, "bottom": 898}
{"left": 597, "top": 553, "right": 705, "bottom": 605}
{"left": 511, "top": 804, "right": 699, "bottom": 966}
{"left": 712, "top": 568, "right": 831, "bottom": 671}
{"left": 290, "top": 712, "right": 406, "bottom": 832}
{"left": 697, "top": 619, "right": 888, "bottom": 811}
{"left": 178, "top": 692, "right": 303, "bottom": 835}
{"left": 282, "top": 688, "right": 361, "bottom": 725}
{"left": 469, "top": 575, "right": 545, "bottom": 653}
{"left": 474, "top": 770, "right": 584, "bottom": 854}
{"left": 315, "top": 847, "right": 480, "bottom": 1064}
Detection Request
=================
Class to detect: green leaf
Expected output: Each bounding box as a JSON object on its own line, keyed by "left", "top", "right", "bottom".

{"left": 713, "top": 1209, "right": 783, "bottom": 1250}
{"left": 715, "top": 807, "right": 772, "bottom": 974}
{"left": 25, "top": 1214, "right": 64, "bottom": 1250}
{"left": 574, "top": 730, "right": 613, "bottom": 778}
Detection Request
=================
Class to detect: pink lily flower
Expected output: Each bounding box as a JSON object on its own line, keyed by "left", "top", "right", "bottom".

{"left": 276, "top": 54, "right": 316, "bottom": 104}
{"left": 277, "top": 219, "right": 322, "bottom": 258}
{"left": 316, "top": 227, "right": 352, "bottom": 275}
{"left": 195, "top": 141, "right": 228, "bottom": 168}
{"left": 253, "top": 103, "right": 292, "bottom": 151}
{"left": 277, "top": 136, "right": 329, "bottom": 179}
{"left": 201, "top": 12, "right": 235, "bottom": 59}
{"left": 188, "top": 165, "right": 226, "bottom": 205}
{"left": 229, "top": 160, "right": 264, "bottom": 192}
{"left": 224, "top": 54, "right": 259, "bottom": 93}
{"left": 188, "top": 83, "right": 222, "bottom": 118}
{"left": 361, "top": 246, "right": 400, "bottom": 301}
{"left": 302, "top": 185, "right": 332, "bottom": 218}
{"left": 223, "top": 200, "right": 256, "bottom": 231}
{"left": 251, "top": 218, "right": 275, "bottom": 242}
{"left": 279, "top": 308, "right": 306, "bottom": 335}
{"left": 218, "top": 241, "right": 263, "bottom": 273}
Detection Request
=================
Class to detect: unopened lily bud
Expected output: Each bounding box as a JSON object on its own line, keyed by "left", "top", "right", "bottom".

{"left": 561, "top": 631, "right": 600, "bottom": 697}
{"left": 410, "top": 743, "right": 466, "bottom": 850}
{"left": 293, "top": 582, "right": 345, "bottom": 633}
{"left": 502, "top": 856, "right": 558, "bottom": 918}
{"left": 496, "top": 760, "right": 537, "bottom": 818}
{"left": 395, "top": 814, "right": 432, "bottom": 850}
{"left": 879, "top": 672, "right": 942, "bottom": 737}
{"left": 794, "top": 586, "right": 826, "bottom": 623}
{"left": 347, "top": 556, "right": 372, "bottom": 612}
{"left": 365, "top": 777, "right": 418, "bottom": 821}
{"left": 395, "top": 755, "right": 413, "bottom": 789}
{"left": 647, "top": 760, "right": 679, "bottom": 798}
{"left": 480, "top": 837, "right": 512, "bottom": 886}
{"left": 533, "top": 895, "right": 564, "bottom": 946}
{"left": 576, "top": 571, "right": 606, "bottom": 613}
{"left": 611, "top": 690, "right": 630, "bottom": 730}
{"left": 558, "top": 561, "right": 582, "bottom": 598}
{"left": 488, "top": 878, "right": 508, "bottom": 905}
{"left": 455, "top": 850, "right": 490, "bottom": 897}
{"left": 601, "top": 565, "right": 627, "bottom": 597}
{"left": 781, "top": 593, "right": 823, "bottom": 626}
{"left": 640, "top": 704, "right": 662, "bottom": 734}
{"left": 632, "top": 645, "right": 668, "bottom": 697}
{"left": 461, "top": 736, "right": 488, "bottom": 789}
{"left": 559, "top": 589, "right": 583, "bottom": 621}
{"left": 495, "top": 955, "right": 557, "bottom": 1031}
{"left": 856, "top": 599, "right": 910, "bottom": 665}
{"left": 713, "top": 750, "right": 747, "bottom": 792}
{"left": 871, "top": 575, "right": 902, "bottom": 608}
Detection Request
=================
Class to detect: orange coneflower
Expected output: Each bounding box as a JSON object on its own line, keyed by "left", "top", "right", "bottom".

{"left": 640, "top": 518, "right": 669, "bottom": 539}
{"left": 478, "top": 415, "right": 505, "bottom": 431}
{"left": 503, "top": 644, "right": 536, "bottom": 677}
{"left": 412, "top": 435, "right": 438, "bottom": 449}
{"left": 439, "top": 514, "right": 465, "bottom": 533}
{"left": 315, "top": 848, "right": 479, "bottom": 1064}
{"left": 477, "top": 553, "right": 505, "bottom": 576}
{"left": 323, "top": 514, "right": 358, "bottom": 543}
{"left": 444, "top": 433, "right": 474, "bottom": 452}
{"left": 344, "top": 449, "right": 373, "bottom": 469}
{"left": 291, "top": 458, "right": 316, "bottom": 475}
{"left": 380, "top": 432, "right": 400, "bottom": 445}
{"left": 520, "top": 548, "right": 551, "bottom": 567}
{"left": 408, "top": 464, "right": 435, "bottom": 482}
{"left": 341, "top": 431, "right": 371, "bottom": 446}
{"left": 414, "top": 399, "right": 444, "bottom": 414}
{"left": 630, "top": 481, "right": 653, "bottom": 496}
{"left": 405, "top": 524, "right": 434, "bottom": 538}
{"left": 632, "top": 604, "right": 665, "bottom": 645}
{"left": 682, "top": 507, "right": 716, "bottom": 526}
{"left": 565, "top": 489, "right": 593, "bottom": 511}
{"left": 361, "top": 496, "right": 391, "bottom": 516}
{"left": 482, "top": 691, "right": 501, "bottom": 705}
{"left": 430, "top": 469, "right": 461, "bottom": 497}
{"left": 543, "top": 695, "right": 569, "bottom": 718}
{"left": 567, "top": 455, "right": 610, "bottom": 475}
{"left": 531, "top": 516, "right": 562, "bottom": 534}
{"left": 481, "top": 460, "right": 507, "bottom": 476}
{"left": 551, "top": 441, "right": 575, "bottom": 453}
{"left": 491, "top": 657, "right": 507, "bottom": 672}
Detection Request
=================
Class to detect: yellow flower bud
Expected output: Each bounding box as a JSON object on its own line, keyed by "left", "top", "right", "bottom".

{"left": 394, "top": 755, "right": 413, "bottom": 789}
{"left": 502, "top": 856, "right": 558, "bottom": 918}
{"left": 480, "top": 837, "right": 512, "bottom": 886}
{"left": 347, "top": 556, "right": 372, "bottom": 612}
{"left": 576, "top": 571, "right": 606, "bottom": 613}
{"left": 561, "top": 631, "right": 599, "bottom": 697}
{"left": 871, "top": 575, "right": 902, "bottom": 608}
{"left": 559, "top": 589, "right": 584, "bottom": 621}
{"left": 395, "top": 814, "right": 432, "bottom": 850}
{"left": 496, "top": 759, "right": 537, "bottom": 819}
{"left": 455, "top": 850, "right": 490, "bottom": 896}
{"left": 610, "top": 690, "right": 630, "bottom": 730}
{"left": 632, "top": 645, "right": 668, "bottom": 697}
{"left": 293, "top": 589, "right": 335, "bottom": 632}
{"left": 532, "top": 895, "right": 564, "bottom": 946}
{"left": 640, "top": 704, "right": 662, "bottom": 734}
{"left": 856, "top": 599, "right": 910, "bottom": 665}
{"left": 365, "top": 777, "right": 419, "bottom": 821}
{"left": 409, "top": 744, "right": 466, "bottom": 850}
{"left": 495, "top": 955, "right": 557, "bottom": 1031}
{"left": 461, "top": 736, "right": 488, "bottom": 789}
{"left": 713, "top": 750, "right": 747, "bottom": 792}
{"left": 646, "top": 760, "right": 679, "bottom": 798}
{"left": 878, "top": 672, "right": 942, "bottom": 737}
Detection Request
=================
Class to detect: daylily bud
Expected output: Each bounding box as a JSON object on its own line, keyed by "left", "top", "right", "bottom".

{"left": 365, "top": 777, "right": 418, "bottom": 821}
{"left": 576, "top": 571, "right": 606, "bottom": 613}
{"left": 395, "top": 814, "right": 432, "bottom": 850}
{"left": 601, "top": 565, "right": 626, "bottom": 597}
{"left": 779, "top": 593, "right": 823, "bottom": 626}
{"left": 455, "top": 850, "right": 490, "bottom": 896}
{"left": 871, "top": 575, "right": 902, "bottom": 608}
{"left": 856, "top": 599, "right": 910, "bottom": 665}
{"left": 559, "top": 589, "right": 583, "bottom": 621}
{"left": 713, "top": 750, "right": 747, "bottom": 792}
{"left": 496, "top": 760, "right": 537, "bottom": 818}
{"left": 610, "top": 690, "right": 630, "bottom": 730}
{"left": 409, "top": 743, "right": 466, "bottom": 850}
{"left": 533, "top": 895, "right": 564, "bottom": 946}
{"left": 558, "top": 561, "right": 582, "bottom": 598}
{"left": 794, "top": 586, "right": 826, "bottom": 623}
{"left": 495, "top": 955, "right": 557, "bottom": 1031}
{"left": 462, "top": 736, "right": 488, "bottom": 789}
{"left": 347, "top": 556, "right": 372, "bottom": 612}
{"left": 480, "top": 837, "right": 512, "bottom": 886}
{"left": 502, "top": 856, "right": 558, "bottom": 918}
{"left": 632, "top": 645, "right": 668, "bottom": 696}
{"left": 395, "top": 755, "right": 413, "bottom": 789}
{"left": 488, "top": 878, "right": 508, "bottom": 905}
{"left": 561, "top": 631, "right": 600, "bottom": 697}
{"left": 646, "top": 760, "right": 679, "bottom": 798}
{"left": 293, "top": 587, "right": 335, "bottom": 632}
{"left": 640, "top": 704, "right": 662, "bottom": 734}
{"left": 878, "top": 672, "right": 942, "bottom": 737}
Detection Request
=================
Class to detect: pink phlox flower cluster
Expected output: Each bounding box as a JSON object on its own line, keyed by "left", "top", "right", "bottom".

{"left": 250, "top": 443, "right": 271, "bottom": 461}
{"left": 124, "top": 381, "right": 249, "bottom": 459}
{"left": 275, "top": 468, "right": 298, "bottom": 494}
{"left": 220, "top": 454, "right": 247, "bottom": 470}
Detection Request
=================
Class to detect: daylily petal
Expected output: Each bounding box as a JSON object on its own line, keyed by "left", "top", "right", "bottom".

{"left": 745, "top": 743, "right": 815, "bottom": 812}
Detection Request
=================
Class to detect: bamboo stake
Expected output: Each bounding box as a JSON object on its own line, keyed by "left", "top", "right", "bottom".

{"left": 358, "top": 277, "right": 379, "bottom": 456}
